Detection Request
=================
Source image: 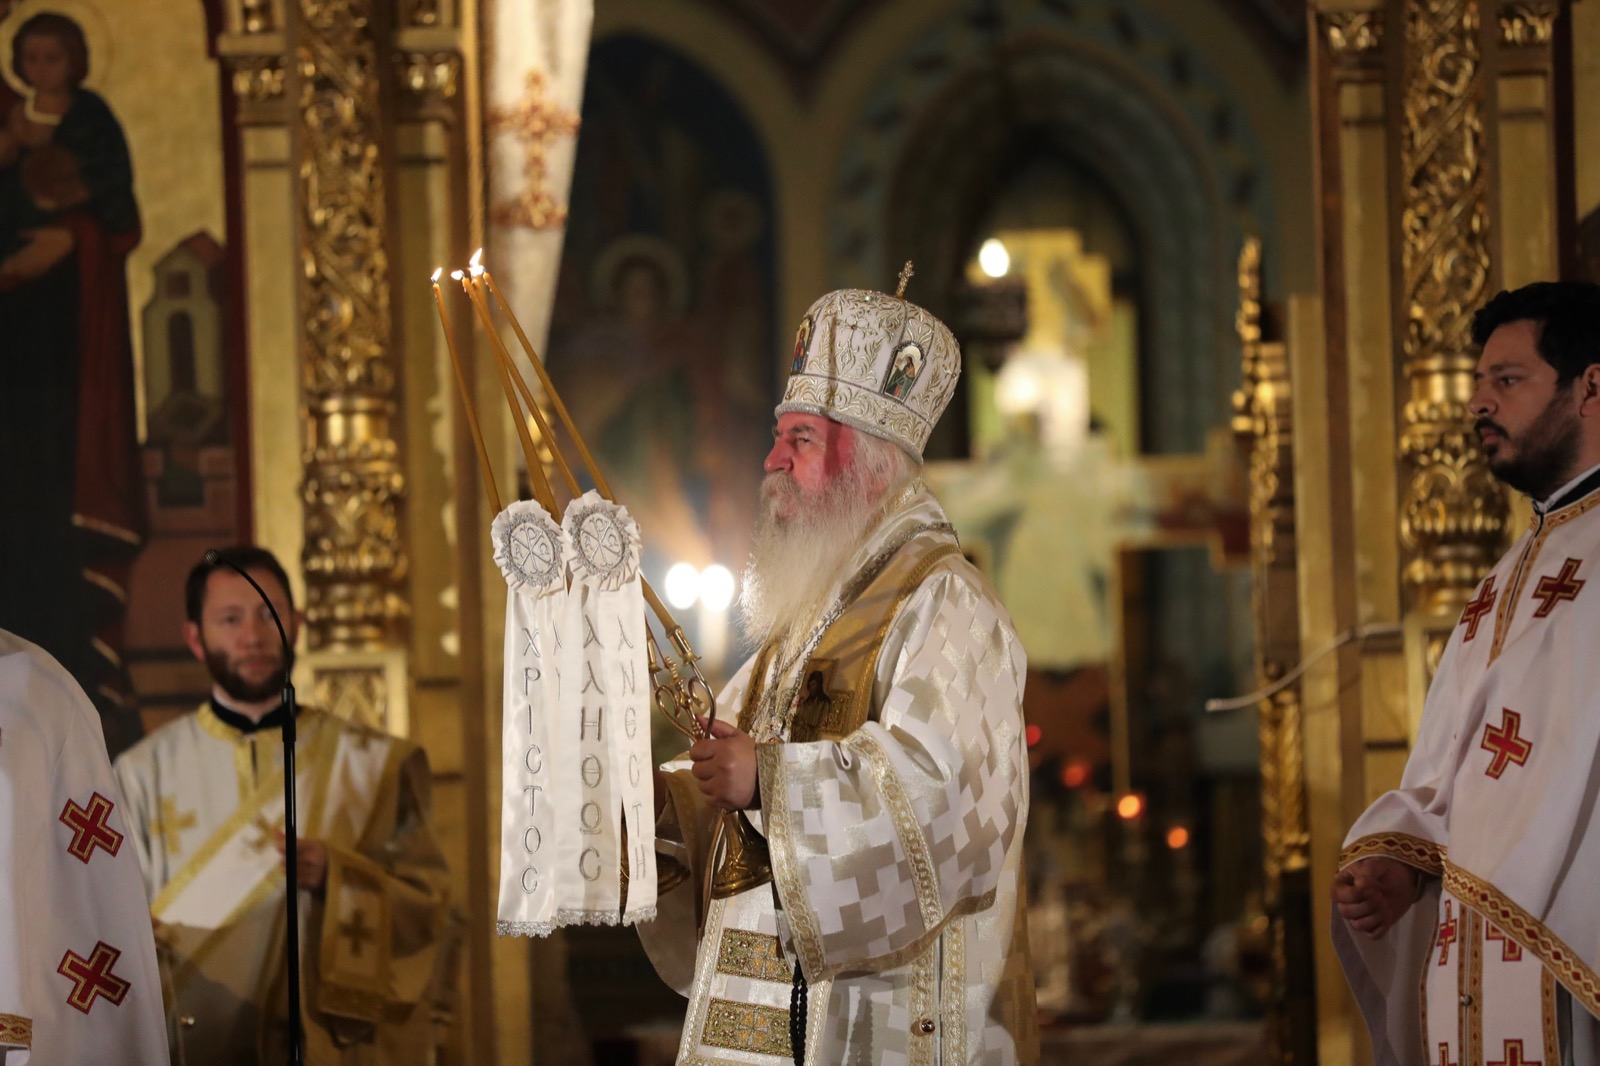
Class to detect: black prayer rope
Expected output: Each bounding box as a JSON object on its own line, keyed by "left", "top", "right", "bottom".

{"left": 789, "top": 958, "right": 808, "bottom": 1064}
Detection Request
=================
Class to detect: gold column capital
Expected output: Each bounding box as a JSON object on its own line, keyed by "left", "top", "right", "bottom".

{"left": 1499, "top": 2, "right": 1561, "bottom": 47}
{"left": 1320, "top": 9, "right": 1386, "bottom": 59}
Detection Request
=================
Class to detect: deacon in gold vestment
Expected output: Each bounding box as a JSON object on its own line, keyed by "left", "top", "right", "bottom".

{"left": 112, "top": 548, "right": 452, "bottom": 1064}
{"left": 639, "top": 283, "right": 1038, "bottom": 1064}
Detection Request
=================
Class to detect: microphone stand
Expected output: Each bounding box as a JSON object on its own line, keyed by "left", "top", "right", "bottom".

{"left": 204, "top": 550, "right": 304, "bottom": 1065}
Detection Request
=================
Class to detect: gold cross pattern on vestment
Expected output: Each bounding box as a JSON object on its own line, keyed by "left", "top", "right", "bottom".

{"left": 339, "top": 909, "right": 376, "bottom": 959}
{"left": 246, "top": 815, "right": 282, "bottom": 853}
{"left": 153, "top": 796, "right": 197, "bottom": 853}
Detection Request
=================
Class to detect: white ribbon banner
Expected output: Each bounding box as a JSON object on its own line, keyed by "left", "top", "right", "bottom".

{"left": 494, "top": 501, "right": 575, "bottom": 936}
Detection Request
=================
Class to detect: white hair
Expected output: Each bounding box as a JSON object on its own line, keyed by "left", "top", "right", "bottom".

{"left": 739, "top": 427, "right": 919, "bottom": 658}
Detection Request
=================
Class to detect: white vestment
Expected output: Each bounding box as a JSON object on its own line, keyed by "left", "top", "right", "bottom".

{"left": 639, "top": 486, "right": 1038, "bottom": 1065}
{"left": 113, "top": 703, "right": 452, "bottom": 1064}
{"left": 0, "top": 630, "right": 169, "bottom": 1065}
{"left": 1335, "top": 468, "right": 1600, "bottom": 1066}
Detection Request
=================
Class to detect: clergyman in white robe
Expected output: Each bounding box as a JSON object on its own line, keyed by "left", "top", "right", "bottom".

{"left": 1335, "top": 463, "right": 1600, "bottom": 1066}
{"left": 0, "top": 629, "right": 169, "bottom": 1065}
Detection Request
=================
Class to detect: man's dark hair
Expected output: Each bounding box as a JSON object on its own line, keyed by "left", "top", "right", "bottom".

{"left": 184, "top": 546, "right": 295, "bottom": 624}
{"left": 1471, "top": 281, "right": 1600, "bottom": 386}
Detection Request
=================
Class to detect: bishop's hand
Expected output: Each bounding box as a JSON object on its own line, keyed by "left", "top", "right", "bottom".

{"left": 1333, "top": 855, "right": 1421, "bottom": 939}
{"left": 689, "top": 718, "right": 759, "bottom": 812}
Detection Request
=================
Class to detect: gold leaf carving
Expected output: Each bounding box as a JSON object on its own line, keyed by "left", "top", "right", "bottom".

{"left": 405, "top": 0, "right": 442, "bottom": 28}
{"left": 292, "top": 0, "right": 407, "bottom": 650}
{"left": 1397, "top": 0, "right": 1507, "bottom": 616}
{"left": 1499, "top": 2, "right": 1558, "bottom": 46}
{"left": 1322, "top": 10, "right": 1385, "bottom": 57}
{"left": 230, "top": 56, "right": 286, "bottom": 103}
{"left": 397, "top": 51, "right": 460, "bottom": 102}
{"left": 242, "top": 0, "right": 276, "bottom": 34}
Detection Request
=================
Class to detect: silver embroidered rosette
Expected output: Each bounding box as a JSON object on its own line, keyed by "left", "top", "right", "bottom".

{"left": 561, "top": 491, "right": 641, "bottom": 592}
{"left": 492, "top": 500, "right": 568, "bottom": 594}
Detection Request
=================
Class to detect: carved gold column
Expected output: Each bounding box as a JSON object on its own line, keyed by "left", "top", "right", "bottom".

{"left": 1395, "top": 0, "right": 1508, "bottom": 620}
{"left": 1233, "top": 237, "right": 1314, "bottom": 1066}
{"left": 286, "top": 0, "right": 410, "bottom": 732}
{"left": 1493, "top": 2, "right": 1565, "bottom": 289}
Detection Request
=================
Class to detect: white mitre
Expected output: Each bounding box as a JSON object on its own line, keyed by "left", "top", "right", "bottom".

{"left": 777, "top": 273, "right": 961, "bottom": 459}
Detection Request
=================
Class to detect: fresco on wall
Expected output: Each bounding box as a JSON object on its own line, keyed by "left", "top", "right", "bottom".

{"left": 0, "top": 4, "right": 145, "bottom": 750}
{"left": 0, "top": 0, "right": 243, "bottom": 753}
{"left": 546, "top": 33, "right": 777, "bottom": 616}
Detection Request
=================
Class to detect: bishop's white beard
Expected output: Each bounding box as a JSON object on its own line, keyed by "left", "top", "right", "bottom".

{"left": 739, "top": 438, "right": 913, "bottom": 663}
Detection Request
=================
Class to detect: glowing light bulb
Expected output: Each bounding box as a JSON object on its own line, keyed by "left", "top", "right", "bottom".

{"left": 664, "top": 563, "right": 701, "bottom": 609}
{"left": 700, "top": 565, "right": 736, "bottom": 612}
{"left": 978, "top": 238, "right": 1010, "bottom": 278}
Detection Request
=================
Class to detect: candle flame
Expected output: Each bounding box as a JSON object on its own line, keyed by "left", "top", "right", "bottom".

{"left": 470, "top": 248, "right": 484, "bottom": 269}
{"left": 430, "top": 267, "right": 442, "bottom": 283}
{"left": 469, "top": 263, "right": 485, "bottom": 278}
{"left": 450, "top": 270, "right": 465, "bottom": 281}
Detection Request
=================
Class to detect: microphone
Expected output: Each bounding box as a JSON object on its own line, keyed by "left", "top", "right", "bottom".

{"left": 202, "top": 548, "right": 305, "bottom": 1066}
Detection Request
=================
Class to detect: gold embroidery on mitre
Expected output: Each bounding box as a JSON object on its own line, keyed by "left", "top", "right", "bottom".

{"left": 702, "top": 999, "right": 793, "bottom": 1057}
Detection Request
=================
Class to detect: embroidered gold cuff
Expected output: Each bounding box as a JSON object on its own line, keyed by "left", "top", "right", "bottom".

{"left": 0, "top": 1012, "right": 32, "bottom": 1049}
{"left": 1339, "top": 832, "right": 1446, "bottom": 876}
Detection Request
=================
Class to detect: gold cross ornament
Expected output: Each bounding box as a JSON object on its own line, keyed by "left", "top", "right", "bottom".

{"left": 487, "top": 69, "right": 582, "bottom": 231}
{"left": 895, "top": 260, "right": 915, "bottom": 298}
{"left": 152, "top": 797, "right": 197, "bottom": 854}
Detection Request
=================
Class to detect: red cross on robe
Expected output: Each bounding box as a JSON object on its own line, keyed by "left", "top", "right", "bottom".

{"left": 59, "top": 791, "right": 124, "bottom": 864}
{"left": 57, "top": 941, "right": 131, "bottom": 1014}
{"left": 1488, "top": 1039, "right": 1541, "bottom": 1066}
{"left": 1460, "top": 577, "right": 1498, "bottom": 641}
{"left": 1482, "top": 709, "right": 1533, "bottom": 779}
{"left": 1486, "top": 922, "right": 1524, "bottom": 961}
{"left": 1436, "top": 900, "right": 1459, "bottom": 966}
{"left": 1532, "top": 558, "right": 1586, "bottom": 618}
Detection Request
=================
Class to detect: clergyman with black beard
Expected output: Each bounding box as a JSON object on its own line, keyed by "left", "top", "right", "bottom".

{"left": 1331, "top": 281, "right": 1600, "bottom": 1066}
{"left": 109, "top": 547, "right": 454, "bottom": 1064}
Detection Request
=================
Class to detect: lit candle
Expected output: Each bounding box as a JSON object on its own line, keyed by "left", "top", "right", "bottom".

{"left": 431, "top": 268, "right": 503, "bottom": 515}
{"left": 478, "top": 264, "right": 615, "bottom": 501}
{"left": 458, "top": 266, "right": 558, "bottom": 513}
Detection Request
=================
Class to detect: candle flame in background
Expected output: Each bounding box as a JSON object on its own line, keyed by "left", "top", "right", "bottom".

{"left": 1165, "top": 826, "right": 1190, "bottom": 850}
{"left": 1115, "top": 793, "right": 1145, "bottom": 820}
{"left": 470, "top": 248, "right": 484, "bottom": 269}
{"left": 430, "top": 267, "right": 442, "bottom": 283}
